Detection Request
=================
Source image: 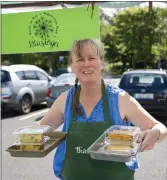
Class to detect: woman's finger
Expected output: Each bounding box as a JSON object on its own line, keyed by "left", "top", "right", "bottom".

{"left": 137, "top": 131, "right": 147, "bottom": 143}
{"left": 139, "top": 134, "right": 149, "bottom": 151}
{"left": 140, "top": 142, "right": 148, "bottom": 152}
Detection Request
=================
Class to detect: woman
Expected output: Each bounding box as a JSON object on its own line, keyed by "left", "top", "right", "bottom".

{"left": 38, "top": 39, "right": 167, "bottom": 180}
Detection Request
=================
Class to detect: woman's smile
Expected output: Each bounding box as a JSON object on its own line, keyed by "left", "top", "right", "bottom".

{"left": 82, "top": 70, "right": 93, "bottom": 75}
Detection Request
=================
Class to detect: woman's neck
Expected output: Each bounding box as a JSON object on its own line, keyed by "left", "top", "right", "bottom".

{"left": 80, "top": 79, "right": 102, "bottom": 97}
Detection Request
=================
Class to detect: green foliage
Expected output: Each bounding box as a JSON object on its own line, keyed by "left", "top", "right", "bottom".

{"left": 101, "top": 7, "right": 167, "bottom": 74}
{"left": 1, "top": 51, "right": 69, "bottom": 74}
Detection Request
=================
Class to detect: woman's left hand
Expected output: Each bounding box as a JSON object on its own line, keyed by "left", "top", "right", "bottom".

{"left": 137, "top": 129, "right": 160, "bottom": 152}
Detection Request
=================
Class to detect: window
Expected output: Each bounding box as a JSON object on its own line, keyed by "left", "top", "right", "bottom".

{"left": 1, "top": 70, "right": 11, "bottom": 82}
{"left": 37, "top": 71, "right": 48, "bottom": 80}
{"left": 124, "top": 73, "right": 165, "bottom": 87}
{"left": 25, "top": 71, "right": 38, "bottom": 80}
{"left": 53, "top": 74, "right": 76, "bottom": 86}
{"left": 15, "top": 71, "right": 25, "bottom": 80}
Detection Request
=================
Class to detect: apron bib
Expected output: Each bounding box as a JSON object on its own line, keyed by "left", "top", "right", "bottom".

{"left": 61, "top": 81, "right": 134, "bottom": 180}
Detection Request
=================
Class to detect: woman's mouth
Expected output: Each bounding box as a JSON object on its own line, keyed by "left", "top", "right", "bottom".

{"left": 83, "top": 71, "right": 93, "bottom": 74}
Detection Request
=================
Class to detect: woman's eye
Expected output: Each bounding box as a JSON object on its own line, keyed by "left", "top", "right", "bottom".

{"left": 76, "top": 59, "right": 83, "bottom": 62}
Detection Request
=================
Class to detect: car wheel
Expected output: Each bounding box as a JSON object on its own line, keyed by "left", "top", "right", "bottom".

{"left": 20, "top": 95, "right": 32, "bottom": 114}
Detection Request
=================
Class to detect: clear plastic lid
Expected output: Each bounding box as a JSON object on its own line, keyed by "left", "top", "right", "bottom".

{"left": 13, "top": 125, "right": 50, "bottom": 135}
{"left": 105, "top": 125, "right": 140, "bottom": 135}
{"left": 105, "top": 125, "right": 140, "bottom": 142}
{"left": 13, "top": 136, "right": 50, "bottom": 146}
{"left": 105, "top": 137, "right": 139, "bottom": 146}
{"left": 99, "top": 142, "right": 140, "bottom": 156}
{"left": 105, "top": 144, "right": 133, "bottom": 154}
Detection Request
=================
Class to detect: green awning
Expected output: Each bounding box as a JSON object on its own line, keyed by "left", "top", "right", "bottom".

{"left": 0, "top": 1, "right": 145, "bottom": 8}
{"left": 2, "top": 1, "right": 167, "bottom": 10}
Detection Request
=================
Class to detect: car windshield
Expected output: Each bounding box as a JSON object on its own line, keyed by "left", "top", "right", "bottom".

{"left": 1, "top": 70, "right": 11, "bottom": 82}
{"left": 53, "top": 74, "right": 76, "bottom": 86}
{"left": 123, "top": 73, "right": 165, "bottom": 87}
{"left": 55, "top": 68, "right": 69, "bottom": 76}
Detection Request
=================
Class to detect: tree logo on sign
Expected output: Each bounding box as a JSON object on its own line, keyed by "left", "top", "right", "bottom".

{"left": 29, "top": 12, "right": 59, "bottom": 49}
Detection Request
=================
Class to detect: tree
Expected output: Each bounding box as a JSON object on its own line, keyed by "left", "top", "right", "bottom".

{"left": 101, "top": 7, "right": 167, "bottom": 73}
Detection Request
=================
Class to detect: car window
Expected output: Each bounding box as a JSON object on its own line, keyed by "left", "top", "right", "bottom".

{"left": 25, "top": 71, "right": 38, "bottom": 80}
{"left": 15, "top": 71, "right": 25, "bottom": 80}
{"left": 123, "top": 73, "right": 165, "bottom": 87}
{"left": 55, "top": 68, "right": 69, "bottom": 76}
{"left": 53, "top": 74, "right": 76, "bottom": 85}
{"left": 37, "top": 71, "right": 48, "bottom": 80}
{"left": 1, "top": 70, "right": 11, "bottom": 82}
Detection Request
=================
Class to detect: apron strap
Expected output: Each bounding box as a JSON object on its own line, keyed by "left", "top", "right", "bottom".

{"left": 72, "top": 79, "right": 112, "bottom": 124}
{"left": 101, "top": 79, "right": 112, "bottom": 124}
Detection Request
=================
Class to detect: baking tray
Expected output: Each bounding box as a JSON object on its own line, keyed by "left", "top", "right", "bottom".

{"left": 6, "top": 131, "right": 67, "bottom": 158}
{"left": 87, "top": 133, "right": 141, "bottom": 163}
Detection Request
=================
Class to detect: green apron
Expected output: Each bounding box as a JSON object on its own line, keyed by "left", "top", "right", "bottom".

{"left": 61, "top": 81, "right": 134, "bottom": 180}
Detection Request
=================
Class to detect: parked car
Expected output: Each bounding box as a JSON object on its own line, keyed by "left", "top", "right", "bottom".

{"left": 47, "top": 73, "right": 76, "bottom": 107}
{"left": 52, "top": 67, "right": 72, "bottom": 77}
{"left": 119, "top": 69, "right": 167, "bottom": 117}
{"left": 1, "top": 64, "right": 52, "bottom": 114}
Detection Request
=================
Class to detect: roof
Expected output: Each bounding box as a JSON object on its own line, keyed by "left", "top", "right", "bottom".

{"left": 123, "top": 69, "right": 167, "bottom": 75}
{"left": 1, "top": 64, "right": 46, "bottom": 73}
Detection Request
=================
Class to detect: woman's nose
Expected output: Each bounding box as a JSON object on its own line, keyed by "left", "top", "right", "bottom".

{"left": 83, "top": 59, "right": 90, "bottom": 67}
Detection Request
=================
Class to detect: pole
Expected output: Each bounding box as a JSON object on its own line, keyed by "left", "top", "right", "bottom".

{"left": 149, "top": 1, "right": 152, "bottom": 12}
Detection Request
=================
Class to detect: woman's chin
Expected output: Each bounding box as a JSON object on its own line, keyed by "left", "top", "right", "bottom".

{"left": 80, "top": 78, "right": 96, "bottom": 84}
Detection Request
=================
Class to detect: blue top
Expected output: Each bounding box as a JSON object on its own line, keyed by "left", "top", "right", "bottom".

{"left": 53, "top": 84, "right": 139, "bottom": 179}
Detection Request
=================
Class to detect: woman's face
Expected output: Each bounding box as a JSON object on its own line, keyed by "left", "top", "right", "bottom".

{"left": 71, "top": 43, "right": 103, "bottom": 84}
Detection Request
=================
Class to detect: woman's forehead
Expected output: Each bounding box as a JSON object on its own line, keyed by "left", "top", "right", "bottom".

{"left": 73, "top": 42, "right": 98, "bottom": 57}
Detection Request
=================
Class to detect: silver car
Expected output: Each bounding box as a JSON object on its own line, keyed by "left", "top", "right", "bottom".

{"left": 1, "top": 64, "right": 52, "bottom": 114}
{"left": 46, "top": 73, "right": 76, "bottom": 107}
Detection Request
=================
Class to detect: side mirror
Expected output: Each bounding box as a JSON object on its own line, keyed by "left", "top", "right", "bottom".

{"left": 48, "top": 76, "right": 52, "bottom": 81}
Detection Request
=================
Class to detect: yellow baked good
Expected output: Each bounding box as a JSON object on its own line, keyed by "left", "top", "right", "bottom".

{"left": 107, "top": 130, "right": 133, "bottom": 141}
{"left": 19, "top": 134, "right": 43, "bottom": 143}
{"left": 18, "top": 144, "right": 44, "bottom": 151}
{"left": 106, "top": 145, "right": 132, "bottom": 151}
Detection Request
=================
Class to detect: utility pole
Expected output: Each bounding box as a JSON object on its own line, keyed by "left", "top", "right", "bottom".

{"left": 149, "top": 1, "right": 152, "bottom": 12}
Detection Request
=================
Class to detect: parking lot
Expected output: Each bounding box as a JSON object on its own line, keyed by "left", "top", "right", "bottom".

{"left": 1, "top": 100, "right": 167, "bottom": 180}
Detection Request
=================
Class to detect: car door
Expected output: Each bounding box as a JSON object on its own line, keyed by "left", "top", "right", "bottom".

{"left": 24, "top": 71, "right": 41, "bottom": 103}
{"left": 36, "top": 71, "right": 49, "bottom": 101}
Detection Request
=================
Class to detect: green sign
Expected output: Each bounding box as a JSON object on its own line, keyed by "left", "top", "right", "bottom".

{"left": 2, "top": 6, "right": 100, "bottom": 54}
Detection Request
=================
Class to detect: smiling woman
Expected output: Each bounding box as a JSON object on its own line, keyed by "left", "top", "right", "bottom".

{"left": 69, "top": 39, "right": 105, "bottom": 115}
{"left": 38, "top": 38, "right": 167, "bottom": 180}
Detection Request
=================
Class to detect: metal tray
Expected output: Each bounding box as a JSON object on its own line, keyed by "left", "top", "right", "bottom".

{"left": 87, "top": 133, "right": 141, "bottom": 163}
{"left": 6, "top": 131, "right": 67, "bottom": 158}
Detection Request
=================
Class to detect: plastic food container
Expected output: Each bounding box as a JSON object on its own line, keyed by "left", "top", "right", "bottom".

{"left": 87, "top": 132, "right": 141, "bottom": 162}
{"left": 13, "top": 125, "right": 50, "bottom": 143}
{"left": 105, "top": 125, "right": 140, "bottom": 143}
{"left": 7, "top": 131, "right": 68, "bottom": 157}
{"left": 98, "top": 143, "right": 140, "bottom": 156}
{"left": 13, "top": 136, "right": 50, "bottom": 151}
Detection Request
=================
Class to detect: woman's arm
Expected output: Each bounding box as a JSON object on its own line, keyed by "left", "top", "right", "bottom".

{"left": 119, "top": 92, "right": 167, "bottom": 143}
{"left": 36, "top": 91, "right": 68, "bottom": 131}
